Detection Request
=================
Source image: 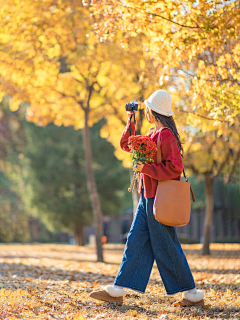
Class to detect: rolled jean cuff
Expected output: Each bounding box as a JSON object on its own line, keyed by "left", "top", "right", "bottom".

{"left": 166, "top": 285, "right": 196, "bottom": 296}
{"left": 113, "top": 282, "right": 145, "bottom": 294}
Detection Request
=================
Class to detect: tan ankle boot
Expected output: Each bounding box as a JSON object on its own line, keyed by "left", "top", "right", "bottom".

{"left": 177, "top": 289, "right": 204, "bottom": 307}
{"left": 178, "top": 298, "right": 204, "bottom": 307}
{"left": 90, "top": 290, "right": 123, "bottom": 305}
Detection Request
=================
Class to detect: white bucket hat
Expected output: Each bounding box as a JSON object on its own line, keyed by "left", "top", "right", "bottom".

{"left": 144, "top": 90, "right": 173, "bottom": 117}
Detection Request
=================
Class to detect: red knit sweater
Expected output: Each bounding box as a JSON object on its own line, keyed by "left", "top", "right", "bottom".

{"left": 120, "top": 120, "right": 183, "bottom": 199}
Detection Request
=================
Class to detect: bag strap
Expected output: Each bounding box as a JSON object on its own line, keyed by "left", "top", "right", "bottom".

{"left": 156, "top": 127, "right": 196, "bottom": 202}
{"left": 156, "top": 130, "right": 162, "bottom": 165}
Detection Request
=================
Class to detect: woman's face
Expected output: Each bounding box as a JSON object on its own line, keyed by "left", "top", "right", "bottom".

{"left": 146, "top": 107, "right": 155, "bottom": 124}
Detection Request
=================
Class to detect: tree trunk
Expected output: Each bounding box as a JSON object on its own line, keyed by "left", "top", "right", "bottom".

{"left": 202, "top": 174, "right": 214, "bottom": 255}
{"left": 75, "top": 225, "right": 85, "bottom": 246}
{"left": 83, "top": 110, "right": 104, "bottom": 262}
{"left": 136, "top": 108, "right": 144, "bottom": 135}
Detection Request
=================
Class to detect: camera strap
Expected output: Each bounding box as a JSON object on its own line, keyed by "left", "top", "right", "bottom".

{"left": 128, "top": 113, "right": 136, "bottom": 136}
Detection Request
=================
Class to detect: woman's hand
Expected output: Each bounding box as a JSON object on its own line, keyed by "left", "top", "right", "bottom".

{"left": 135, "top": 161, "right": 144, "bottom": 172}
{"left": 127, "top": 111, "right": 133, "bottom": 119}
{"left": 127, "top": 111, "right": 135, "bottom": 122}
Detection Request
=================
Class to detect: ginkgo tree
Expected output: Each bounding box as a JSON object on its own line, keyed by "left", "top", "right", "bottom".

{"left": 183, "top": 113, "right": 240, "bottom": 255}
{"left": 0, "top": 0, "right": 158, "bottom": 261}
{"left": 91, "top": 0, "right": 240, "bottom": 121}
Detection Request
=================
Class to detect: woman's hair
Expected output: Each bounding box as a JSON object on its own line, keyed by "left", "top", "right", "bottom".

{"left": 145, "top": 106, "right": 184, "bottom": 157}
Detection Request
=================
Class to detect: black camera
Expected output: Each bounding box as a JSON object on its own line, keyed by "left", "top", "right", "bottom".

{"left": 125, "top": 100, "right": 138, "bottom": 112}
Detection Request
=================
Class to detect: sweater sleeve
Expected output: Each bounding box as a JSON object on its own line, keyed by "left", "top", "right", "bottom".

{"left": 141, "top": 129, "right": 183, "bottom": 180}
{"left": 120, "top": 120, "right": 136, "bottom": 152}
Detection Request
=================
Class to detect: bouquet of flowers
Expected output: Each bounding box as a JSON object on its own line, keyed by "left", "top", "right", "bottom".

{"left": 128, "top": 135, "right": 158, "bottom": 192}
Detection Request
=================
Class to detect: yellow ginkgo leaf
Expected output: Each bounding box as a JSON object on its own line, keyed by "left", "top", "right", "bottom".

{"left": 10, "top": 98, "right": 21, "bottom": 111}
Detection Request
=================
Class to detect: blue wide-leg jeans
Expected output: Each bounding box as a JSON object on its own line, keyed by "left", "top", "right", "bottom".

{"left": 114, "top": 187, "right": 195, "bottom": 295}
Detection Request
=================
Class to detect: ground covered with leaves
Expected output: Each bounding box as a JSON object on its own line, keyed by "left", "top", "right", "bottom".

{"left": 0, "top": 243, "right": 239, "bottom": 320}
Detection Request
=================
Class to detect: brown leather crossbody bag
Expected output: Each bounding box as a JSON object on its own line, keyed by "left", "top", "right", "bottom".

{"left": 153, "top": 127, "right": 196, "bottom": 227}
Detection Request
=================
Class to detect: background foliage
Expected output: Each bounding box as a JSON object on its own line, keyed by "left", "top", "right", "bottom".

{"left": 0, "top": 1, "right": 239, "bottom": 257}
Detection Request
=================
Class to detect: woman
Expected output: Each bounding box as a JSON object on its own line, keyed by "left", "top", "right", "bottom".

{"left": 90, "top": 90, "right": 204, "bottom": 307}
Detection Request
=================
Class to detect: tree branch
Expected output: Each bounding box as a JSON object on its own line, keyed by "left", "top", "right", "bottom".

{"left": 52, "top": 89, "right": 80, "bottom": 104}
{"left": 95, "top": 1, "right": 224, "bottom": 31}
{"left": 213, "top": 149, "right": 232, "bottom": 177}
{"left": 209, "top": 140, "right": 217, "bottom": 172}
{"left": 124, "top": 3, "right": 202, "bottom": 29}
{"left": 226, "top": 150, "right": 240, "bottom": 183}
{"left": 86, "top": 84, "right": 94, "bottom": 111}
{"left": 177, "top": 109, "right": 227, "bottom": 123}
{"left": 78, "top": 100, "right": 85, "bottom": 111}
{"left": 176, "top": 68, "right": 195, "bottom": 77}
{"left": 146, "top": 12, "right": 200, "bottom": 29}
{"left": 189, "top": 163, "right": 200, "bottom": 175}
